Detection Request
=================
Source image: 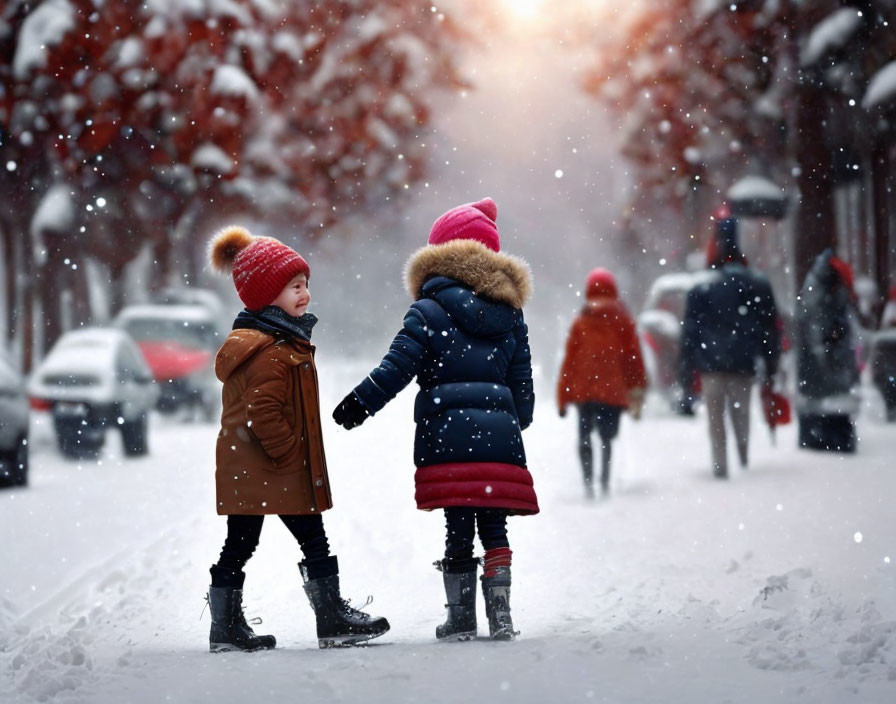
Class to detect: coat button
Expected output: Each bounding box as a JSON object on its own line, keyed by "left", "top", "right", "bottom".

{"left": 315, "top": 479, "right": 323, "bottom": 487}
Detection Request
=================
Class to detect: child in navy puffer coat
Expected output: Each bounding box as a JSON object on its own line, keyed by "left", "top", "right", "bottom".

{"left": 333, "top": 198, "right": 538, "bottom": 641}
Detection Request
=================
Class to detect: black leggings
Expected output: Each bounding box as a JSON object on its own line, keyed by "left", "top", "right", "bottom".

{"left": 577, "top": 402, "right": 623, "bottom": 487}
{"left": 443, "top": 507, "right": 509, "bottom": 565}
{"left": 214, "top": 514, "right": 330, "bottom": 577}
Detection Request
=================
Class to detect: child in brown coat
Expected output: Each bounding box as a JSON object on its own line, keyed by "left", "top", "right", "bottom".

{"left": 205, "top": 226, "right": 389, "bottom": 652}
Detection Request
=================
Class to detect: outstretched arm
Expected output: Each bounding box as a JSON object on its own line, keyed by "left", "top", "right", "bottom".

{"left": 348, "top": 307, "right": 429, "bottom": 418}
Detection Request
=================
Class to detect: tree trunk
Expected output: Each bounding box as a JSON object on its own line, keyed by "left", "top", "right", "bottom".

{"left": 870, "top": 139, "right": 892, "bottom": 318}
{"left": 108, "top": 260, "right": 127, "bottom": 317}
{"left": 36, "top": 250, "right": 64, "bottom": 352}
{"left": 793, "top": 81, "right": 837, "bottom": 294}
{"left": 1, "top": 226, "right": 12, "bottom": 349}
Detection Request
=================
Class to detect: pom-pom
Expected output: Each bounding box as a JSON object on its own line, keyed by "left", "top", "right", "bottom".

{"left": 471, "top": 197, "right": 497, "bottom": 222}
{"left": 209, "top": 225, "right": 253, "bottom": 271}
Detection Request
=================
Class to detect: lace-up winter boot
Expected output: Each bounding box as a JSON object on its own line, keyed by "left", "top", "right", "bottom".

{"left": 300, "top": 556, "right": 390, "bottom": 648}
{"left": 434, "top": 558, "right": 478, "bottom": 641}
{"left": 208, "top": 586, "right": 277, "bottom": 653}
{"left": 481, "top": 565, "right": 518, "bottom": 641}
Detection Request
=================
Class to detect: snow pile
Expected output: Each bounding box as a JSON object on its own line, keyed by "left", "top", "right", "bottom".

{"left": 12, "top": 0, "right": 75, "bottom": 79}
{"left": 739, "top": 567, "right": 896, "bottom": 681}
{"left": 801, "top": 8, "right": 863, "bottom": 67}
{"left": 863, "top": 60, "right": 896, "bottom": 110}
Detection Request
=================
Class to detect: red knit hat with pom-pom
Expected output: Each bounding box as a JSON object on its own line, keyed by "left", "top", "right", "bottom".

{"left": 585, "top": 267, "right": 618, "bottom": 300}
{"left": 208, "top": 226, "right": 310, "bottom": 311}
{"left": 428, "top": 197, "right": 500, "bottom": 252}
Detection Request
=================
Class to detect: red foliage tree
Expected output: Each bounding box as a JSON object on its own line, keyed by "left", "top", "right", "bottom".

{"left": 1, "top": 0, "right": 463, "bottom": 366}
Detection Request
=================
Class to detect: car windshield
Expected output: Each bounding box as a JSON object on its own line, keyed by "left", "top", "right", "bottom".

{"left": 123, "top": 318, "right": 218, "bottom": 349}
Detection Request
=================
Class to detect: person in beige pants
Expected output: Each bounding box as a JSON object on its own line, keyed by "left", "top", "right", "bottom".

{"left": 679, "top": 217, "right": 781, "bottom": 478}
{"left": 701, "top": 373, "right": 753, "bottom": 476}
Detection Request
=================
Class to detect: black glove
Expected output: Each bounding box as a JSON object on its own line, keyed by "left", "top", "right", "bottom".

{"left": 332, "top": 392, "right": 369, "bottom": 429}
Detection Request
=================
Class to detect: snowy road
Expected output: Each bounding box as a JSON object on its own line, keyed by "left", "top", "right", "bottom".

{"left": 2, "top": 365, "right": 895, "bottom": 703}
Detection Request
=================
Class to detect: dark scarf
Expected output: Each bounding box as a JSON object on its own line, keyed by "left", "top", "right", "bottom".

{"left": 233, "top": 306, "right": 317, "bottom": 342}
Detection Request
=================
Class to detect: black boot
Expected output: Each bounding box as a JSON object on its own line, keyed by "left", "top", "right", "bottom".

{"left": 300, "top": 556, "right": 390, "bottom": 648}
{"left": 434, "top": 558, "right": 478, "bottom": 641}
{"left": 481, "top": 566, "right": 518, "bottom": 641}
{"left": 208, "top": 586, "right": 277, "bottom": 653}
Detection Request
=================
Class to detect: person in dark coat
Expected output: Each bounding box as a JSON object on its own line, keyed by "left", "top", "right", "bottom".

{"left": 679, "top": 217, "right": 781, "bottom": 478}
{"left": 557, "top": 267, "right": 647, "bottom": 497}
{"left": 333, "top": 197, "right": 537, "bottom": 642}
{"left": 205, "top": 226, "right": 389, "bottom": 652}
{"left": 796, "top": 249, "right": 861, "bottom": 450}
{"left": 871, "top": 284, "right": 896, "bottom": 422}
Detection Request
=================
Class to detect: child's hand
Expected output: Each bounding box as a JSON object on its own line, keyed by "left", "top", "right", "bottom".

{"left": 333, "top": 392, "right": 369, "bottom": 429}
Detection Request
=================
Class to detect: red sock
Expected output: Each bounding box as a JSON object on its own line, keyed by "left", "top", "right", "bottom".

{"left": 483, "top": 547, "right": 512, "bottom": 578}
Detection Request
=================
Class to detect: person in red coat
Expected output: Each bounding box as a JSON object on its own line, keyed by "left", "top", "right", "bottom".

{"left": 557, "top": 268, "right": 647, "bottom": 496}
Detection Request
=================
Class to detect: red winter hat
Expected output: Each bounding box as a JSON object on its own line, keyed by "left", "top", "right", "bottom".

{"left": 209, "top": 225, "right": 310, "bottom": 311}
{"left": 428, "top": 197, "right": 500, "bottom": 252}
{"left": 585, "top": 267, "right": 617, "bottom": 300}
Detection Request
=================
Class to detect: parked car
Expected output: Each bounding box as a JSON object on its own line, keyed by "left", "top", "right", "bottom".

{"left": 0, "top": 351, "right": 29, "bottom": 486}
{"left": 114, "top": 303, "right": 222, "bottom": 419}
{"left": 637, "top": 270, "right": 715, "bottom": 410}
{"left": 28, "top": 328, "right": 158, "bottom": 459}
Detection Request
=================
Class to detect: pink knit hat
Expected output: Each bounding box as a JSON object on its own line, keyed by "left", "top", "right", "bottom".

{"left": 585, "top": 268, "right": 617, "bottom": 300}
{"left": 428, "top": 197, "right": 500, "bottom": 251}
{"left": 209, "top": 226, "right": 310, "bottom": 311}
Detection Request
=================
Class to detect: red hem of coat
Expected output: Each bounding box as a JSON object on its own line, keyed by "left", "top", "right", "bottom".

{"left": 414, "top": 462, "right": 539, "bottom": 515}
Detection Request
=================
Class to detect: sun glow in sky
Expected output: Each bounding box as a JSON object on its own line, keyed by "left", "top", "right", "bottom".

{"left": 501, "top": 0, "right": 545, "bottom": 19}
{"left": 495, "top": 0, "right": 639, "bottom": 28}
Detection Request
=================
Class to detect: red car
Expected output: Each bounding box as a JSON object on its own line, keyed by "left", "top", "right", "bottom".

{"left": 114, "top": 303, "right": 223, "bottom": 420}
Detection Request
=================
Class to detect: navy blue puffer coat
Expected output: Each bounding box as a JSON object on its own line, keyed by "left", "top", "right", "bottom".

{"left": 349, "top": 239, "right": 538, "bottom": 514}
{"left": 680, "top": 262, "right": 781, "bottom": 382}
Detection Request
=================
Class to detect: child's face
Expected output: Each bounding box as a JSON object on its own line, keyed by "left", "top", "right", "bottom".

{"left": 270, "top": 274, "right": 311, "bottom": 317}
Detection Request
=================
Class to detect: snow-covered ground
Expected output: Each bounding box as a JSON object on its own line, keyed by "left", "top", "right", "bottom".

{"left": 2, "top": 363, "right": 894, "bottom": 704}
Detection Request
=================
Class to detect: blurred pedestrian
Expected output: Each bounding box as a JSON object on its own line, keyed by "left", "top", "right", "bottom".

{"left": 796, "top": 249, "right": 861, "bottom": 451}
{"left": 871, "top": 284, "right": 896, "bottom": 421}
{"left": 881, "top": 284, "right": 896, "bottom": 329}
{"left": 556, "top": 267, "right": 647, "bottom": 497}
{"left": 679, "top": 217, "right": 781, "bottom": 478}
{"left": 332, "top": 197, "right": 538, "bottom": 642}
{"left": 204, "top": 226, "right": 389, "bottom": 652}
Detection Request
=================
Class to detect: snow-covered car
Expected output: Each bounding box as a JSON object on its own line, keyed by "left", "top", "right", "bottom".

{"left": 151, "top": 287, "right": 224, "bottom": 319}
{"left": 114, "top": 303, "right": 223, "bottom": 419}
{"left": 28, "top": 328, "right": 158, "bottom": 459}
{"left": 637, "top": 270, "right": 715, "bottom": 410}
{"left": 0, "top": 351, "right": 29, "bottom": 486}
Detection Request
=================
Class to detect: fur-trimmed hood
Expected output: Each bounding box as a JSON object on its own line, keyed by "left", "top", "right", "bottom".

{"left": 404, "top": 239, "right": 532, "bottom": 309}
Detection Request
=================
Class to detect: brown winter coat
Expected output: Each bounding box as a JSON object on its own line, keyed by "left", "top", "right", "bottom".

{"left": 214, "top": 329, "right": 333, "bottom": 515}
{"left": 557, "top": 297, "right": 647, "bottom": 410}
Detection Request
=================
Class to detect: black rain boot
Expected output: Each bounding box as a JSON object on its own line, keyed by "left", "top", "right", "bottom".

{"left": 208, "top": 586, "right": 277, "bottom": 653}
{"left": 481, "top": 565, "right": 518, "bottom": 641}
{"left": 300, "top": 556, "right": 390, "bottom": 648}
{"left": 434, "top": 558, "right": 478, "bottom": 641}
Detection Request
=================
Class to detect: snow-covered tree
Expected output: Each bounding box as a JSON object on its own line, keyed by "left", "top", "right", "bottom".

{"left": 585, "top": 0, "right": 896, "bottom": 297}
{"left": 1, "top": 0, "right": 463, "bottom": 366}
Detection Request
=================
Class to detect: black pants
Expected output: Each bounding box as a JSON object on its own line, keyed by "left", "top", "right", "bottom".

{"left": 443, "top": 507, "right": 509, "bottom": 569}
{"left": 577, "top": 402, "right": 623, "bottom": 488}
{"left": 211, "top": 514, "right": 331, "bottom": 587}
